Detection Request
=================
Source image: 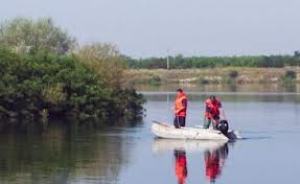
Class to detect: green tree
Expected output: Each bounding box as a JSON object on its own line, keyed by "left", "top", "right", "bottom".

{"left": 0, "top": 47, "right": 144, "bottom": 122}
{"left": 75, "top": 43, "right": 126, "bottom": 89}
{"left": 0, "top": 17, "right": 76, "bottom": 54}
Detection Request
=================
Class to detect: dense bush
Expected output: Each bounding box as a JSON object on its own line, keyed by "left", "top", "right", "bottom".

{"left": 0, "top": 17, "right": 145, "bottom": 125}
{"left": 228, "top": 70, "right": 239, "bottom": 79}
{"left": 285, "top": 70, "right": 296, "bottom": 79}
{"left": 0, "top": 47, "right": 144, "bottom": 123}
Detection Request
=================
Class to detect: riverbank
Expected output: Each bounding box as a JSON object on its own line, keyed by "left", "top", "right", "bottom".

{"left": 125, "top": 67, "right": 300, "bottom": 86}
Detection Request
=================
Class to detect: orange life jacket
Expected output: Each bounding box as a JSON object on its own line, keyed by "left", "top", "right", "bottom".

{"left": 175, "top": 92, "right": 187, "bottom": 117}
{"left": 205, "top": 98, "right": 221, "bottom": 118}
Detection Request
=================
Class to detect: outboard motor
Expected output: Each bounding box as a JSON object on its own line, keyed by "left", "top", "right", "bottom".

{"left": 217, "top": 120, "right": 229, "bottom": 135}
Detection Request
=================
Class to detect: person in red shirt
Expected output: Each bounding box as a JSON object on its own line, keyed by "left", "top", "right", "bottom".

{"left": 174, "top": 150, "right": 188, "bottom": 184}
{"left": 174, "top": 89, "right": 188, "bottom": 128}
{"left": 203, "top": 95, "right": 226, "bottom": 129}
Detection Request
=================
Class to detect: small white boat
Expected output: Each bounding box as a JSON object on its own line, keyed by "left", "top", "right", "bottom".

{"left": 152, "top": 138, "right": 227, "bottom": 153}
{"left": 151, "top": 121, "right": 230, "bottom": 141}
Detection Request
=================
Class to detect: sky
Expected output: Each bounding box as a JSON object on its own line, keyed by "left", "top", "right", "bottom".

{"left": 1, "top": 0, "right": 300, "bottom": 57}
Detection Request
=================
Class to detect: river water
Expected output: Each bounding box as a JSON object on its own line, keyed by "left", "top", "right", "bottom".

{"left": 0, "top": 84, "right": 300, "bottom": 184}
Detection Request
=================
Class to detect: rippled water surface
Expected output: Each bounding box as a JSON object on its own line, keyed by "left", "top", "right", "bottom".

{"left": 0, "top": 85, "right": 300, "bottom": 184}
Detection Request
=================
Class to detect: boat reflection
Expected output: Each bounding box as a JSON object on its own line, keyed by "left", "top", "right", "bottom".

{"left": 152, "top": 139, "right": 227, "bottom": 153}
{"left": 152, "top": 139, "right": 230, "bottom": 183}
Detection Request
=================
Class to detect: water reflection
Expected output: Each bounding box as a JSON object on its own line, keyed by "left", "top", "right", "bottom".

{"left": 0, "top": 122, "right": 135, "bottom": 184}
{"left": 174, "top": 150, "right": 188, "bottom": 184}
{"left": 152, "top": 139, "right": 227, "bottom": 153}
{"left": 153, "top": 139, "right": 230, "bottom": 184}
{"left": 136, "top": 83, "right": 300, "bottom": 93}
{"left": 144, "top": 92, "right": 300, "bottom": 103}
{"left": 204, "top": 143, "right": 228, "bottom": 183}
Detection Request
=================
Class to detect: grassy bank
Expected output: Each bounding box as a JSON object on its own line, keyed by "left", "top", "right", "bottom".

{"left": 125, "top": 67, "right": 300, "bottom": 85}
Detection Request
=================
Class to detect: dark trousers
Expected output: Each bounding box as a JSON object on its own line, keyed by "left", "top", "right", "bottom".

{"left": 174, "top": 116, "right": 186, "bottom": 128}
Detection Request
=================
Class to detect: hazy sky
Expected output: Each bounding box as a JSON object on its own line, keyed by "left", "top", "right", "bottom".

{"left": 1, "top": 0, "right": 300, "bottom": 57}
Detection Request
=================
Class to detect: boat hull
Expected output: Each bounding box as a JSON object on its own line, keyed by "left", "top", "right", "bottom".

{"left": 151, "top": 122, "right": 229, "bottom": 141}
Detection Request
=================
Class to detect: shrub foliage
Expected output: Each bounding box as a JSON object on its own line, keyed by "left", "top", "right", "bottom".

{"left": 0, "top": 46, "right": 144, "bottom": 123}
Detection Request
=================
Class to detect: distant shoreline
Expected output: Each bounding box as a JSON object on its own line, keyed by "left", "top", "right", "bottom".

{"left": 125, "top": 67, "right": 300, "bottom": 85}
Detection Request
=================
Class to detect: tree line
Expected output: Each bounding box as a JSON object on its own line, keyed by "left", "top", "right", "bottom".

{"left": 125, "top": 53, "right": 300, "bottom": 69}
{"left": 0, "top": 17, "right": 144, "bottom": 125}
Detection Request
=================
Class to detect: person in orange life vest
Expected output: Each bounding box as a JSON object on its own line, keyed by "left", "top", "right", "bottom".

{"left": 203, "top": 95, "right": 226, "bottom": 129}
{"left": 173, "top": 88, "right": 188, "bottom": 128}
{"left": 174, "top": 149, "right": 188, "bottom": 184}
{"left": 204, "top": 144, "right": 228, "bottom": 183}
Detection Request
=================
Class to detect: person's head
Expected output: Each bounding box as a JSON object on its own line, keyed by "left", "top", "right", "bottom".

{"left": 176, "top": 88, "right": 183, "bottom": 93}
{"left": 209, "top": 95, "right": 217, "bottom": 101}
{"left": 209, "top": 95, "right": 217, "bottom": 103}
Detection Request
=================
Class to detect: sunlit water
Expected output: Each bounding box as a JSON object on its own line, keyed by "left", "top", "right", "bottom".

{"left": 0, "top": 85, "right": 300, "bottom": 184}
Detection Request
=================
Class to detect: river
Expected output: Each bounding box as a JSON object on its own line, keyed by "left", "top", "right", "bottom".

{"left": 0, "top": 84, "right": 300, "bottom": 184}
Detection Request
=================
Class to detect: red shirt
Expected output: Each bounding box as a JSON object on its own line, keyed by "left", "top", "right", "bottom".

{"left": 205, "top": 98, "right": 222, "bottom": 118}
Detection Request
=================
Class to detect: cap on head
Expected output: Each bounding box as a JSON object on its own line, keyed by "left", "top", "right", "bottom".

{"left": 176, "top": 88, "right": 183, "bottom": 93}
